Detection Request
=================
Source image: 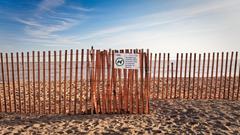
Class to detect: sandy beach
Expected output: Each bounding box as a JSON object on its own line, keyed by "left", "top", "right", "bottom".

{"left": 0, "top": 99, "right": 240, "bottom": 134}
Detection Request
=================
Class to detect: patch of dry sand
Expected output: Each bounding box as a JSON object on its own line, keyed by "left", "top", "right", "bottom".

{"left": 0, "top": 99, "right": 240, "bottom": 134}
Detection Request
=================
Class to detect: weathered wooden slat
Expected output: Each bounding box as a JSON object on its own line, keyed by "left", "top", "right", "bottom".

{"left": 58, "top": 50, "right": 62, "bottom": 114}
{"left": 200, "top": 53, "right": 206, "bottom": 99}
{"left": 74, "top": 50, "right": 79, "bottom": 114}
{"left": 209, "top": 53, "right": 215, "bottom": 99}
{"left": 157, "top": 53, "right": 161, "bottom": 99}
{"left": 205, "top": 53, "right": 210, "bottom": 99}
{"left": 32, "top": 51, "right": 36, "bottom": 113}
{"left": 174, "top": 53, "right": 179, "bottom": 98}
{"left": 11, "top": 53, "right": 16, "bottom": 112}
{"left": 219, "top": 52, "right": 224, "bottom": 99}
{"left": 179, "top": 53, "right": 183, "bottom": 98}
{"left": 16, "top": 53, "right": 21, "bottom": 113}
{"left": 214, "top": 53, "right": 219, "bottom": 99}
{"left": 43, "top": 52, "right": 46, "bottom": 114}
{"left": 162, "top": 53, "right": 165, "bottom": 99}
{"left": 63, "top": 50, "right": 68, "bottom": 114}
{"left": 27, "top": 52, "right": 30, "bottom": 114}
{"left": 227, "top": 52, "right": 233, "bottom": 99}
{"left": 166, "top": 53, "right": 170, "bottom": 99}
{"left": 187, "top": 53, "right": 192, "bottom": 99}
{"left": 37, "top": 51, "right": 41, "bottom": 114}
{"left": 223, "top": 52, "right": 229, "bottom": 99}
{"left": 0, "top": 53, "right": 7, "bottom": 112}
{"left": 192, "top": 53, "right": 196, "bottom": 99}
{"left": 48, "top": 51, "right": 51, "bottom": 114}
{"left": 69, "top": 49, "right": 73, "bottom": 114}
{"left": 196, "top": 54, "right": 201, "bottom": 99}
{"left": 54, "top": 51, "right": 57, "bottom": 114}
{"left": 232, "top": 52, "right": 238, "bottom": 100}
{"left": 183, "top": 53, "right": 188, "bottom": 99}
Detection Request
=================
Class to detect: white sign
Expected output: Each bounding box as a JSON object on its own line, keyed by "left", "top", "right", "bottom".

{"left": 114, "top": 53, "right": 139, "bottom": 69}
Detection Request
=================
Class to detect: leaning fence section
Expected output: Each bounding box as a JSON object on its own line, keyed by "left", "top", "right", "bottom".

{"left": 0, "top": 50, "right": 239, "bottom": 115}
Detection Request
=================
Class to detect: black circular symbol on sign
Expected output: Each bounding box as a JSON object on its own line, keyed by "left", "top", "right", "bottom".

{"left": 115, "top": 57, "right": 124, "bottom": 66}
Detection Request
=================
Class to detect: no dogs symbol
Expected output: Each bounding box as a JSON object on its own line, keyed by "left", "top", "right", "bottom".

{"left": 115, "top": 57, "right": 124, "bottom": 66}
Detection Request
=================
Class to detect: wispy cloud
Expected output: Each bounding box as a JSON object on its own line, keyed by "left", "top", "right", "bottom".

{"left": 14, "top": 0, "right": 92, "bottom": 40}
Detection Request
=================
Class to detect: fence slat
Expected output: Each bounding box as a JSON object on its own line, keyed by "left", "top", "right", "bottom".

{"left": 32, "top": 51, "right": 36, "bottom": 113}
{"left": 232, "top": 52, "right": 238, "bottom": 100}
{"left": 187, "top": 53, "right": 192, "bottom": 99}
{"left": 214, "top": 53, "right": 219, "bottom": 99}
{"left": 210, "top": 53, "right": 215, "bottom": 99}
{"left": 200, "top": 53, "right": 206, "bottom": 99}
{"left": 58, "top": 50, "right": 62, "bottom": 114}
{"left": 223, "top": 52, "right": 229, "bottom": 99}
{"left": 205, "top": 53, "right": 210, "bottom": 99}
{"left": 183, "top": 53, "right": 188, "bottom": 99}
{"left": 74, "top": 50, "right": 79, "bottom": 114}
{"left": 43, "top": 52, "right": 46, "bottom": 114}
{"left": 7, "top": 53, "right": 11, "bottom": 113}
{"left": 48, "top": 51, "right": 51, "bottom": 114}
{"left": 16, "top": 53, "right": 21, "bottom": 113}
{"left": 106, "top": 50, "right": 111, "bottom": 113}
{"left": 170, "top": 63, "right": 173, "bottom": 99}
{"left": 0, "top": 53, "right": 7, "bottom": 112}
{"left": 179, "top": 53, "right": 183, "bottom": 98}
{"left": 80, "top": 49, "right": 84, "bottom": 113}
{"left": 166, "top": 53, "right": 169, "bottom": 99}
{"left": 54, "top": 51, "right": 57, "bottom": 114}
{"left": 174, "top": 53, "right": 179, "bottom": 98}
{"left": 153, "top": 54, "right": 157, "bottom": 99}
{"left": 37, "top": 51, "right": 41, "bottom": 114}
{"left": 196, "top": 54, "right": 201, "bottom": 99}
{"left": 69, "top": 49, "right": 73, "bottom": 114}
{"left": 63, "top": 50, "right": 67, "bottom": 114}
{"left": 85, "top": 50, "right": 89, "bottom": 113}
{"left": 162, "top": 53, "right": 165, "bottom": 99}
{"left": 237, "top": 64, "right": 240, "bottom": 100}
{"left": 11, "top": 53, "right": 16, "bottom": 112}
{"left": 27, "top": 52, "right": 30, "bottom": 114}
{"left": 157, "top": 53, "right": 161, "bottom": 99}
{"left": 102, "top": 51, "right": 106, "bottom": 113}
{"left": 227, "top": 52, "right": 233, "bottom": 99}
{"left": 192, "top": 53, "right": 196, "bottom": 99}
{"left": 219, "top": 52, "right": 224, "bottom": 99}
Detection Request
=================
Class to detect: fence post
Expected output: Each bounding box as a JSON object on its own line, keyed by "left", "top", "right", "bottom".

{"left": 85, "top": 49, "right": 89, "bottom": 113}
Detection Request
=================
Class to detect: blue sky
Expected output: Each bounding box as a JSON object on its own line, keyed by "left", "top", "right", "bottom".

{"left": 0, "top": 0, "right": 239, "bottom": 53}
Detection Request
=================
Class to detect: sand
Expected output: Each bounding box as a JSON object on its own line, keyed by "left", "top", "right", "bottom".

{"left": 0, "top": 99, "right": 240, "bottom": 134}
